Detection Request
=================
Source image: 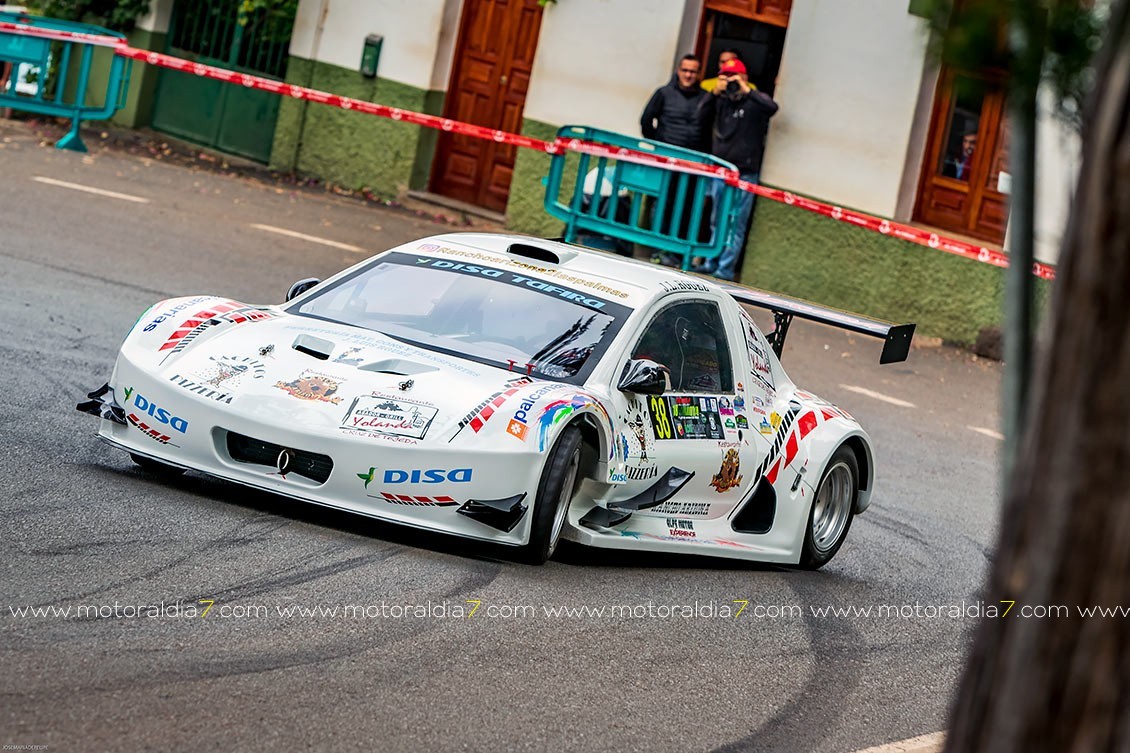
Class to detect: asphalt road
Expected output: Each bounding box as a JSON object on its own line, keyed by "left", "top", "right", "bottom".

{"left": 0, "top": 119, "right": 1003, "bottom": 753}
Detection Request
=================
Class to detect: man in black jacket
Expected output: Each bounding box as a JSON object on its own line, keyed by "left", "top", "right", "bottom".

{"left": 640, "top": 54, "right": 709, "bottom": 151}
{"left": 640, "top": 55, "right": 710, "bottom": 265}
{"left": 695, "top": 57, "right": 778, "bottom": 281}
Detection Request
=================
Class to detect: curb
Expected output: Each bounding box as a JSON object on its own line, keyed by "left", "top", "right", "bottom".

{"left": 850, "top": 732, "right": 944, "bottom": 753}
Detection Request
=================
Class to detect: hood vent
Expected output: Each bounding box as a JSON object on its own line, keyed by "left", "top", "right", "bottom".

{"left": 507, "top": 242, "right": 577, "bottom": 266}
{"left": 292, "top": 333, "right": 334, "bottom": 360}
{"left": 358, "top": 358, "right": 440, "bottom": 376}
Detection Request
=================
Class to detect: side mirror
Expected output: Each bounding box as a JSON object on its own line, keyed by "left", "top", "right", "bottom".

{"left": 286, "top": 278, "right": 321, "bottom": 302}
{"left": 617, "top": 359, "right": 668, "bottom": 395}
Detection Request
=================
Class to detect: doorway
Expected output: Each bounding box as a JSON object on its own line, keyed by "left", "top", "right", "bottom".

{"left": 914, "top": 69, "right": 1010, "bottom": 244}
{"left": 429, "top": 0, "right": 545, "bottom": 213}
{"left": 695, "top": 1, "right": 790, "bottom": 97}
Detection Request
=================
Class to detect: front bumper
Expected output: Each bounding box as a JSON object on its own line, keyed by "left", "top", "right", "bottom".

{"left": 83, "top": 365, "right": 546, "bottom": 546}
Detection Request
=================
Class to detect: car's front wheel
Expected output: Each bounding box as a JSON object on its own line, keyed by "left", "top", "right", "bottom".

{"left": 520, "top": 425, "right": 582, "bottom": 565}
{"left": 799, "top": 446, "right": 858, "bottom": 569}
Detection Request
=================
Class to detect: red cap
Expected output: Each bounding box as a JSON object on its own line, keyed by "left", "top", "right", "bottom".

{"left": 719, "top": 59, "right": 747, "bottom": 75}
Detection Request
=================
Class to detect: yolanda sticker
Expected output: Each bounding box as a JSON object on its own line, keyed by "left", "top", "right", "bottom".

{"left": 341, "top": 394, "right": 437, "bottom": 440}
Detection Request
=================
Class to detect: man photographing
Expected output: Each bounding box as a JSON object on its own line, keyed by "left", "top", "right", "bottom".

{"left": 695, "top": 57, "right": 778, "bottom": 281}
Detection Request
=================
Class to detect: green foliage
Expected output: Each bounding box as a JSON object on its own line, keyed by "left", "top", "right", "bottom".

{"left": 238, "top": 0, "right": 299, "bottom": 43}
{"left": 23, "top": 0, "right": 150, "bottom": 31}
{"left": 918, "top": 0, "right": 1104, "bottom": 124}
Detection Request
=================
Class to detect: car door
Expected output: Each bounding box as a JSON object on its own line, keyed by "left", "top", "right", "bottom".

{"left": 735, "top": 306, "right": 811, "bottom": 490}
{"left": 609, "top": 295, "right": 761, "bottom": 524}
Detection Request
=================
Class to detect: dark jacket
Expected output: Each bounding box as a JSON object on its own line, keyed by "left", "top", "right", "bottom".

{"left": 640, "top": 76, "right": 710, "bottom": 152}
{"left": 698, "top": 89, "right": 778, "bottom": 173}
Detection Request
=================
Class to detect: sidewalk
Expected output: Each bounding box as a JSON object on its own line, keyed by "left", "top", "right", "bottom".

{"left": 0, "top": 113, "right": 506, "bottom": 232}
{"left": 851, "top": 732, "right": 944, "bottom": 753}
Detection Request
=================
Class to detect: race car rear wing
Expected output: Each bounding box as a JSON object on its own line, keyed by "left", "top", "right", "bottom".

{"left": 718, "top": 283, "right": 916, "bottom": 365}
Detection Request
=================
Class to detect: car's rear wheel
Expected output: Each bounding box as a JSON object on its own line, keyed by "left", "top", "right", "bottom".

{"left": 130, "top": 453, "right": 186, "bottom": 477}
{"left": 799, "top": 446, "right": 858, "bottom": 569}
{"left": 520, "top": 425, "right": 582, "bottom": 565}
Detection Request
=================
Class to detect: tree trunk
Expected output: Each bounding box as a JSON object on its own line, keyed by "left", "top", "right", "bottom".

{"left": 944, "top": 2, "right": 1130, "bottom": 751}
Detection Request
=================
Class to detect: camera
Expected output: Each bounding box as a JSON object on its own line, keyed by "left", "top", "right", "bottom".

{"left": 726, "top": 78, "right": 742, "bottom": 94}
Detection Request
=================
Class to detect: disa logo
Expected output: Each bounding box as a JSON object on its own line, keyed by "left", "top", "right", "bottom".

{"left": 358, "top": 467, "right": 472, "bottom": 485}
{"left": 125, "top": 388, "right": 188, "bottom": 433}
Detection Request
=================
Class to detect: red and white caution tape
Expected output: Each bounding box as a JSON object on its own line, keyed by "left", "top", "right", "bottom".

{"left": 0, "top": 20, "right": 124, "bottom": 46}
{"left": 1, "top": 20, "right": 1056, "bottom": 279}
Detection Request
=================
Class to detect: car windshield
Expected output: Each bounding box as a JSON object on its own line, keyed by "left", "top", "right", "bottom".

{"left": 289, "top": 251, "right": 632, "bottom": 383}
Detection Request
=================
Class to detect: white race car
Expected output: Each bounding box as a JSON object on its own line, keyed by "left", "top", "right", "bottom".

{"left": 78, "top": 233, "right": 914, "bottom": 566}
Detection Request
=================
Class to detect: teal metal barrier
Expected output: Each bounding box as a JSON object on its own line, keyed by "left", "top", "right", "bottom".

{"left": 0, "top": 12, "right": 131, "bottom": 151}
{"left": 544, "top": 125, "right": 741, "bottom": 269}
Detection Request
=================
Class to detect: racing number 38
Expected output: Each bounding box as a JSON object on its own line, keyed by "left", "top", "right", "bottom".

{"left": 648, "top": 395, "right": 673, "bottom": 440}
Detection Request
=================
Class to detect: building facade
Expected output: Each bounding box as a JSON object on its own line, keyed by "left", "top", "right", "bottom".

{"left": 119, "top": 0, "right": 1075, "bottom": 342}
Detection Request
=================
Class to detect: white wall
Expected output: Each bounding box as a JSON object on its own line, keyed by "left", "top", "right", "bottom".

{"left": 290, "top": 0, "right": 453, "bottom": 91}
{"left": 1030, "top": 96, "right": 1078, "bottom": 264}
{"left": 523, "top": 0, "right": 688, "bottom": 134}
{"left": 762, "top": 0, "right": 931, "bottom": 216}
{"left": 135, "top": 0, "right": 173, "bottom": 33}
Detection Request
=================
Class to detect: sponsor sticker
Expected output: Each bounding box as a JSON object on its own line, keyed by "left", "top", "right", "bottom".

{"left": 650, "top": 500, "right": 712, "bottom": 518}
{"left": 341, "top": 394, "right": 437, "bottom": 440}
{"left": 124, "top": 388, "right": 188, "bottom": 434}
{"left": 142, "top": 296, "right": 212, "bottom": 332}
{"left": 274, "top": 370, "right": 344, "bottom": 404}
{"left": 647, "top": 394, "right": 725, "bottom": 441}
{"left": 506, "top": 383, "right": 565, "bottom": 442}
{"left": 333, "top": 347, "right": 365, "bottom": 366}
{"left": 414, "top": 256, "right": 610, "bottom": 311}
{"left": 666, "top": 518, "right": 696, "bottom": 538}
{"left": 709, "top": 449, "right": 743, "bottom": 493}
{"left": 357, "top": 466, "right": 472, "bottom": 485}
{"left": 623, "top": 464, "right": 659, "bottom": 481}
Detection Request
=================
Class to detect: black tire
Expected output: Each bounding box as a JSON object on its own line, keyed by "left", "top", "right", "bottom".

{"left": 130, "top": 453, "right": 186, "bottom": 477}
{"left": 519, "top": 425, "right": 583, "bottom": 565}
{"left": 799, "top": 446, "right": 859, "bottom": 570}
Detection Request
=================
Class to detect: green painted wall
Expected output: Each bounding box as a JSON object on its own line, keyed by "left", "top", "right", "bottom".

{"left": 504, "top": 118, "right": 1050, "bottom": 343}
{"left": 507, "top": 117, "right": 565, "bottom": 236}
{"left": 60, "top": 27, "right": 164, "bottom": 129}
{"left": 270, "top": 56, "right": 434, "bottom": 196}
{"left": 113, "top": 27, "right": 164, "bottom": 127}
{"left": 742, "top": 196, "right": 1051, "bottom": 343}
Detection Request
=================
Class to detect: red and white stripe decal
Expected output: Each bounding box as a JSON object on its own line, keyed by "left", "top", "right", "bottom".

{"left": 797, "top": 411, "right": 818, "bottom": 439}
{"left": 378, "top": 492, "right": 459, "bottom": 507}
{"left": 158, "top": 300, "right": 242, "bottom": 351}
{"left": 469, "top": 385, "right": 525, "bottom": 433}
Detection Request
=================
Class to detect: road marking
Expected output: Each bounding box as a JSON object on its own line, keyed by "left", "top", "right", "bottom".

{"left": 838, "top": 384, "right": 916, "bottom": 408}
{"left": 250, "top": 223, "right": 363, "bottom": 253}
{"left": 848, "top": 731, "right": 944, "bottom": 753}
{"left": 33, "top": 176, "right": 151, "bottom": 204}
{"left": 968, "top": 425, "right": 1005, "bottom": 441}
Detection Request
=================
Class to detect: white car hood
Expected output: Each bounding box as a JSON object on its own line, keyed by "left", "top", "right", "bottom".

{"left": 154, "top": 312, "right": 544, "bottom": 443}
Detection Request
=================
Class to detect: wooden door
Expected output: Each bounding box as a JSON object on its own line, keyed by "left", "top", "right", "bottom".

{"left": 914, "top": 69, "right": 1010, "bottom": 244}
{"left": 430, "top": 0, "right": 544, "bottom": 213}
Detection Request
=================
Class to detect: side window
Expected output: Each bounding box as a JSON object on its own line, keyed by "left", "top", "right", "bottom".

{"left": 631, "top": 301, "right": 734, "bottom": 393}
